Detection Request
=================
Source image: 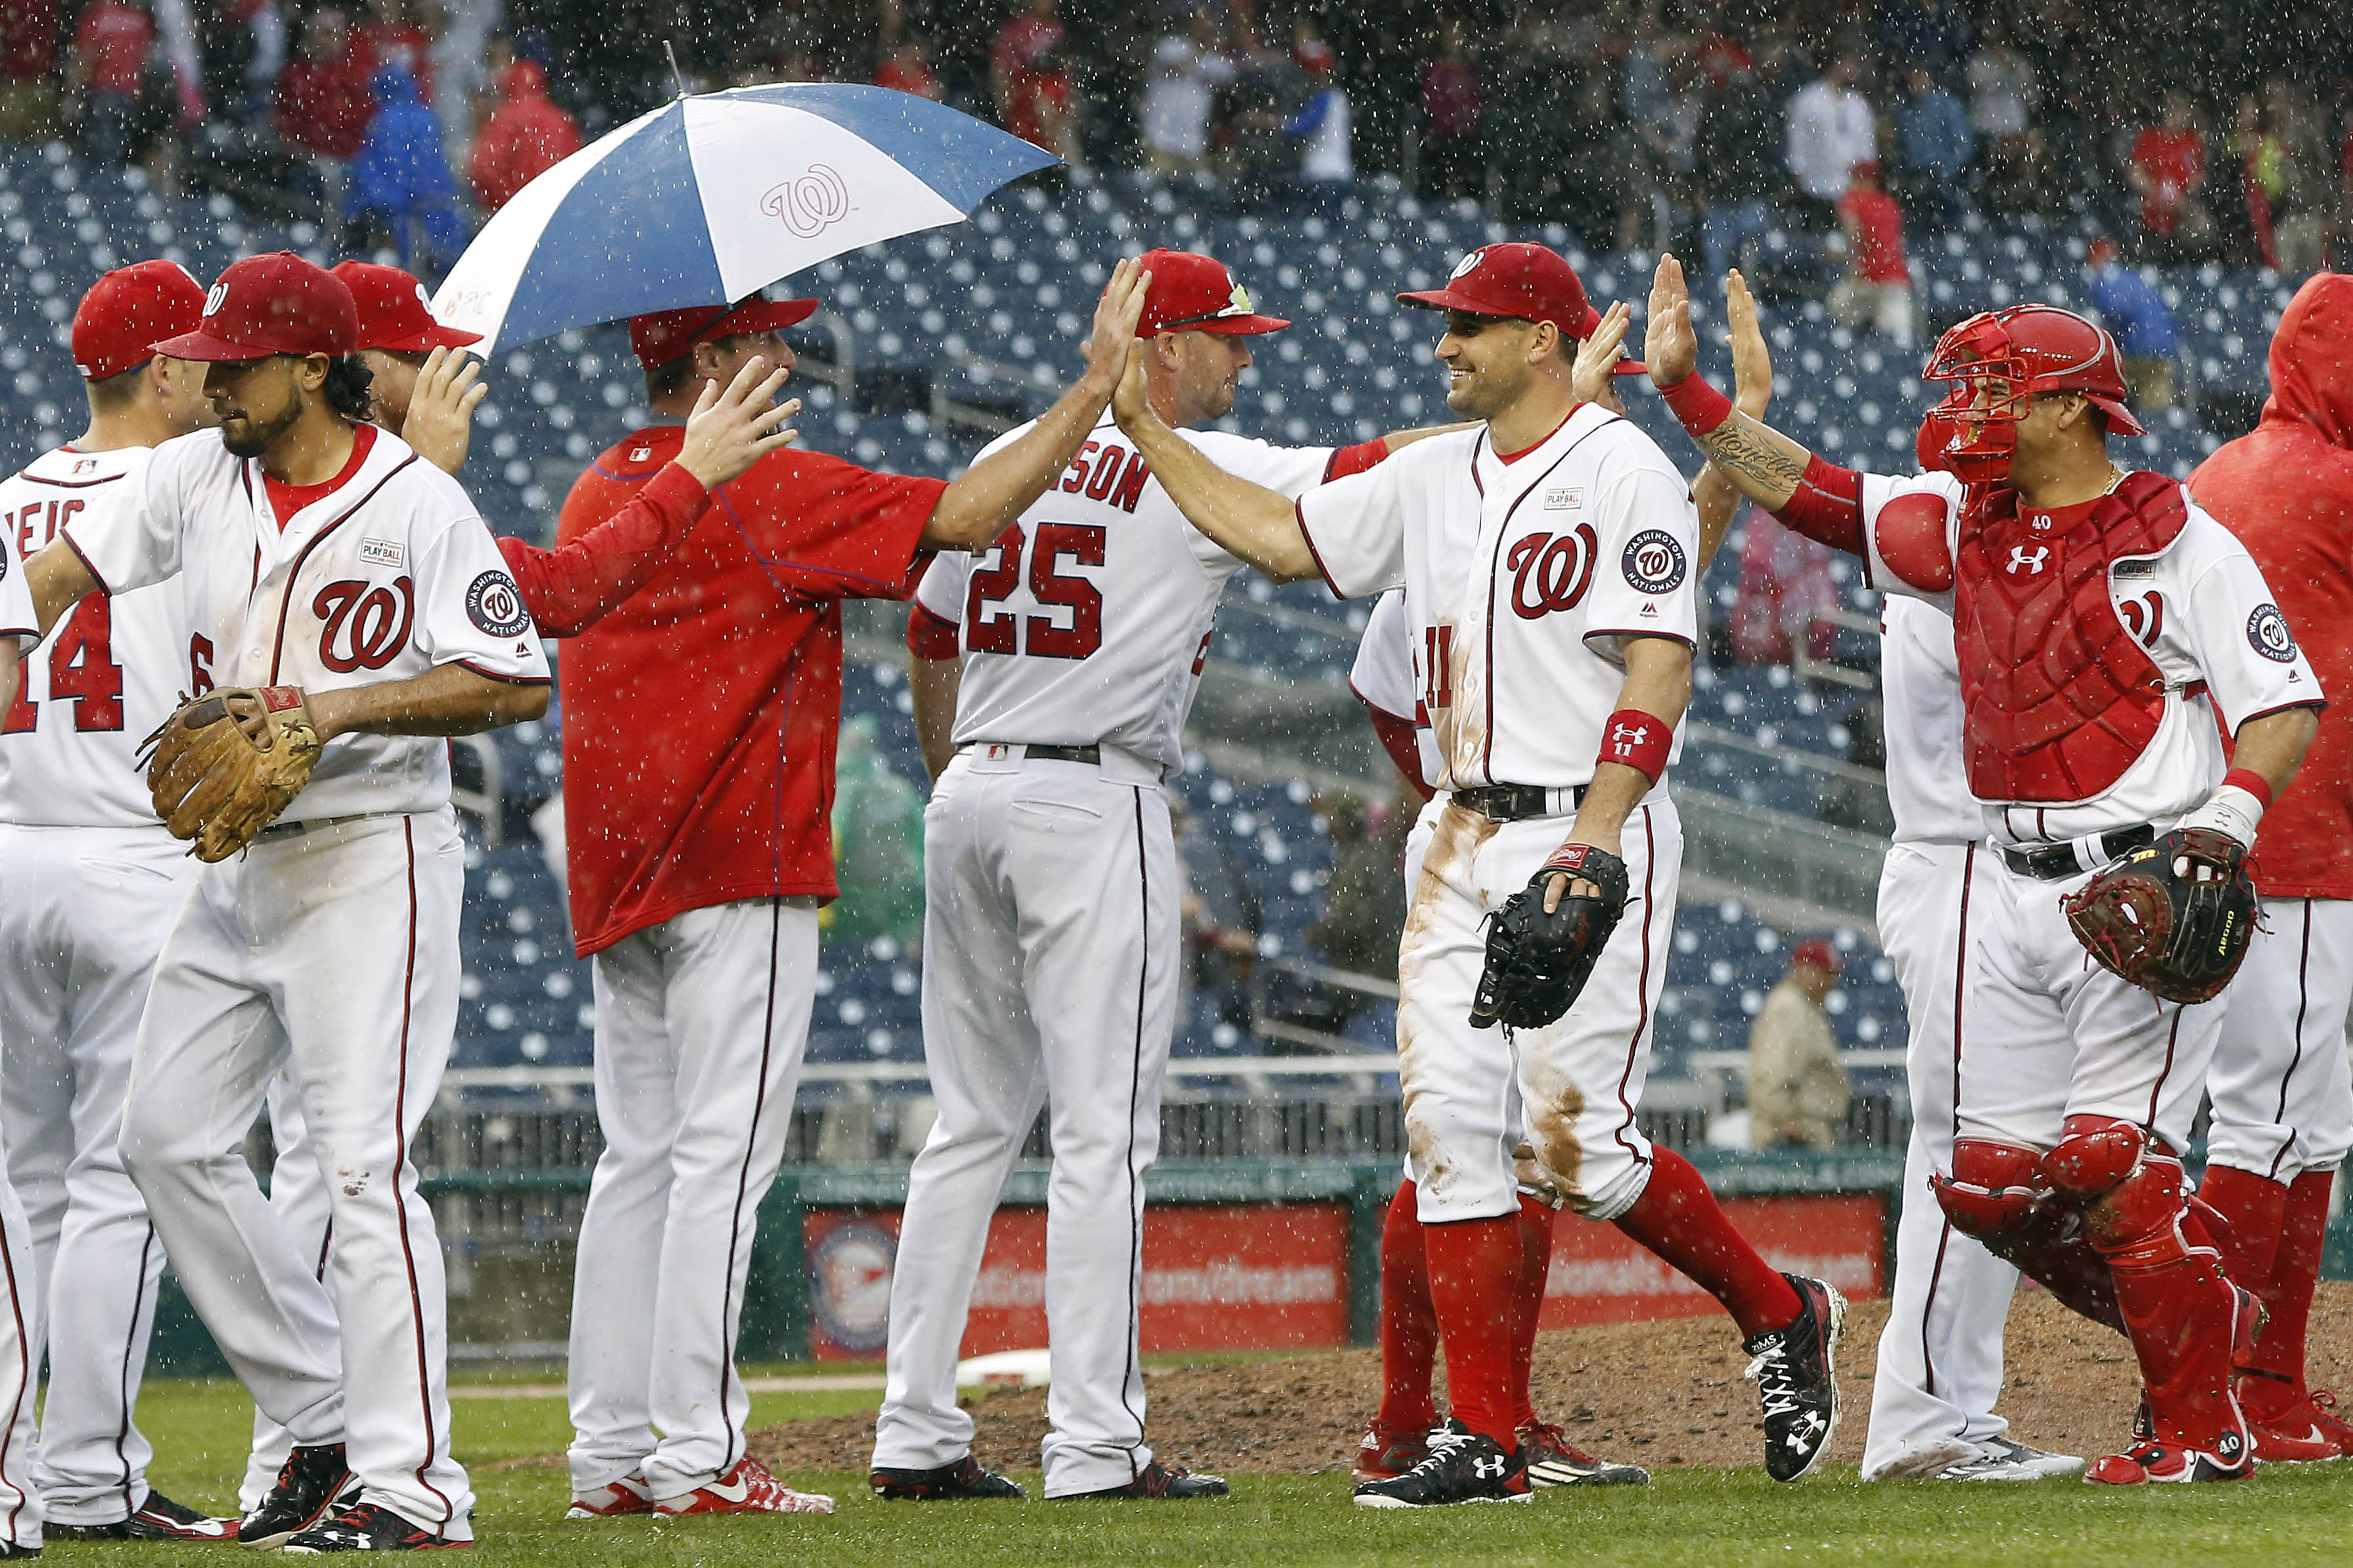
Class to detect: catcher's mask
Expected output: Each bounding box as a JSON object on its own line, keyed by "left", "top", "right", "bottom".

{"left": 1920, "top": 305, "right": 2146, "bottom": 483}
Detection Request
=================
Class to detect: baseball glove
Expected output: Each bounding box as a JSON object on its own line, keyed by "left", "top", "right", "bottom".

{"left": 2061, "top": 826, "right": 2258, "bottom": 1005}
{"left": 1469, "top": 843, "right": 1630, "bottom": 1031}
{"left": 139, "top": 686, "right": 323, "bottom": 862}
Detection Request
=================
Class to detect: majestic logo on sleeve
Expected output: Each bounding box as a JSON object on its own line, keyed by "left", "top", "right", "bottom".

{"left": 466, "top": 570, "right": 533, "bottom": 638}
{"left": 2247, "top": 602, "right": 2298, "bottom": 662}
{"left": 1621, "top": 529, "right": 1687, "bottom": 595}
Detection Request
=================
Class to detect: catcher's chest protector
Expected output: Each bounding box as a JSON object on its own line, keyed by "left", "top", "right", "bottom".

{"left": 1954, "top": 472, "right": 2188, "bottom": 804}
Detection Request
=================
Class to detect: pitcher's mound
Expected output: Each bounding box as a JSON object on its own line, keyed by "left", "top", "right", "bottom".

{"left": 752, "top": 1282, "right": 2353, "bottom": 1476}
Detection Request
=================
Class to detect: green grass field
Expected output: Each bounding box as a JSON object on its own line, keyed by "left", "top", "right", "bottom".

{"left": 48, "top": 1376, "right": 2353, "bottom": 1567}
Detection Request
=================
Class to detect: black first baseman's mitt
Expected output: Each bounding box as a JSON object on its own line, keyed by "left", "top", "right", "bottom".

{"left": 1470, "top": 843, "right": 1631, "bottom": 1031}
{"left": 2061, "top": 826, "right": 2258, "bottom": 1005}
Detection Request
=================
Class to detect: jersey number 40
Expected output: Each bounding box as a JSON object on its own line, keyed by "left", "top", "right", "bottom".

{"left": 965, "top": 522, "right": 1105, "bottom": 661}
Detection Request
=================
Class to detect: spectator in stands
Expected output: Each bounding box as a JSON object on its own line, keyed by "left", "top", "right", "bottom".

{"left": 1556, "top": 66, "right": 1650, "bottom": 251}
{"left": 66, "top": 0, "right": 155, "bottom": 167}
{"left": 275, "top": 5, "right": 371, "bottom": 216}
{"left": 1783, "top": 53, "right": 1875, "bottom": 224}
{"left": 1418, "top": 14, "right": 1482, "bottom": 200}
{"left": 1747, "top": 938, "right": 1850, "bottom": 1152}
{"left": 1962, "top": 14, "right": 2035, "bottom": 143}
{"left": 1285, "top": 31, "right": 1350, "bottom": 194}
{"left": 2258, "top": 80, "right": 2335, "bottom": 273}
{"left": 1, "top": 0, "right": 62, "bottom": 142}
{"left": 345, "top": 58, "right": 463, "bottom": 268}
{"left": 1225, "top": 39, "right": 1310, "bottom": 197}
{"left": 1695, "top": 59, "right": 1781, "bottom": 281}
{"left": 1876, "top": 0, "right": 1973, "bottom": 77}
{"left": 2083, "top": 236, "right": 2180, "bottom": 409}
{"left": 354, "top": 0, "right": 430, "bottom": 104}
{"left": 989, "top": 0, "right": 1064, "bottom": 145}
{"left": 1174, "top": 799, "right": 1260, "bottom": 1041}
{"left": 467, "top": 55, "right": 578, "bottom": 215}
{"left": 1893, "top": 66, "right": 1972, "bottom": 229}
{"left": 1139, "top": 9, "right": 1231, "bottom": 179}
{"left": 1829, "top": 160, "right": 1913, "bottom": 344}
{"left": 1731, "top": 506, "right": 1838, "bottom": 667}
{"left": 192, "top": 0, "right": 286, "bottom": 127}
{"left": 1304, "top": 793, "right": 1411, "bottom": 985}
{"left": 872, "top": 37, "right": 941, "bottom": 101}
{"left": 2130, "top": 90, "right": 2212, "bottom": 258}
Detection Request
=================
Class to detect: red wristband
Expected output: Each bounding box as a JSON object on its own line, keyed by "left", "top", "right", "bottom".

{"left": 1598, "top": 708, "right": 1672, "bottom": 785}
{"left": 2222, "top": 768, "right": 2274, "bottom": 811}
{"left": 1656, "top": 372, "right": 1735, "bottom": 437}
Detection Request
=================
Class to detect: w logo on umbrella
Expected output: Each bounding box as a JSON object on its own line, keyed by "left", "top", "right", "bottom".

{"left": 762, "top": 164, "right": 851, "bottom": 238}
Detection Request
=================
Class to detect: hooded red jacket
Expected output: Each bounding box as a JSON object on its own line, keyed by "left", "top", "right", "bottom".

{"left": 2191, "top": 273, "right": 2353, "bottom": 897}
{"left": 468, "top": 59, "right": 583, "bottom": 214}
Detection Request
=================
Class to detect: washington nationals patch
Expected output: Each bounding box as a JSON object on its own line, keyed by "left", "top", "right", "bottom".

{"left": 466, "top": 570, "right": 531, "bottom": 638}
{"left": 2246, "top": 603, "right": 2297, "bottom": 663}
{"left": 1622, "top": 529, "right": 1687, "bottom": 595}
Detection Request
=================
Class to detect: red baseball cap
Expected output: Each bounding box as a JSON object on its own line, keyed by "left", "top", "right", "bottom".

{"left": 72, "top": 259, "right": 206, "bottom": 380}
{"left": 1133, "top": 250, "right": 1289, "bottom": 337}
{"left": 332, "top": 260, "right": 483, "bottom": 353}
{"left": 1399, "top": 243, "right": 1643, "bottom": 372}
{"left": 1791, "top": 937, "right": 1844, "bottom": 975}
{"left": 154, "top": 252, "right": 359, "bottom": 362}
{"left": 629, "top": 294, "right": 820, "bottom": 369}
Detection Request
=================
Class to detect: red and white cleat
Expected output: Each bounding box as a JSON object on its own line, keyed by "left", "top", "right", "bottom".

{"left": 566, "top": 1471, "right": 657, "bottom": 1519}
{"left": 1352, "top": 1423, "right": 1433, "bottom": 1483}
{"left": 653, "top": 1458, "right": 835, "bottom": 1516}
{"left": 2249, "top": 1408, "right": 2344, "bottom": 1464}
{"left": 2084, "top": 1439, "right": 2253, "bottom": 1485}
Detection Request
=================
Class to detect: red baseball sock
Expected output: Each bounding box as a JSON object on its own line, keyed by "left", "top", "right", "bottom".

{"left": 1375, "top": 1180, "right": 1440, "bottom": 1437}
{"left": 1423, "top": 1214, "right": 1522, "bottom": 1446}
{"left": 2197, "top": 1162, "right": 2289, "bottom": 1291}
{"left": 1510, "top": 1194, "right": 1557, "bottom": 1429}
{"left": 1612, "top": 1148, "right": 1802, "bottom": 1337}
{"left": 2241, "top": 1168, "right": 2335, "bottom": 1421}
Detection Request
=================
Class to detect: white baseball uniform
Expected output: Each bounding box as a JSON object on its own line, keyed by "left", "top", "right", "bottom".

{"left": 0, "top": 444, "right": 206, "bottom": 1529}
{"left": 1860, "top": 593, "right": 2026, "bottom": 1480}
{"left": 1855, "top": 471, "right": 2320, "bottom": 1156}
{"left": 873, "top": 413, "right": 1350, "bottom": 1496}
{"left": 2207, "top": 902, "right": 2353, "bottom": 1180}
{"left": 66, "top": 421, "right": 551, "bottom": 1540}
{"left": 1296, "top": 406, "right": 1696, "bottom": 1224}
{"left": 0, "top": 523, "right": 47, "bottom": 1552}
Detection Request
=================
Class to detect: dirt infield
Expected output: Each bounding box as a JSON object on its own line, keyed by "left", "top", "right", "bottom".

{"left": 752, "top": 1282, "right": 2353, "bottom": 1475}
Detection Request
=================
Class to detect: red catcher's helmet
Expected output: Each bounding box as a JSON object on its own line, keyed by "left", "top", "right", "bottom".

{"left": 1920, "top": 304, "right": 2146, "bottom": 482}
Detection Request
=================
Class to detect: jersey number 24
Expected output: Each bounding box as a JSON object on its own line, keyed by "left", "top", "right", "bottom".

{"left": 965, "top": 522, "right": 1105, "bottom": 660}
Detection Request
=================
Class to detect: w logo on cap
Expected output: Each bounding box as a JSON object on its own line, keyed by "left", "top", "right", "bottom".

{"left": 204, "top": 282, "right": 230, "bottom": 317}
{"left": 1450, "top": 250, "right": 1484, "bottom": 280}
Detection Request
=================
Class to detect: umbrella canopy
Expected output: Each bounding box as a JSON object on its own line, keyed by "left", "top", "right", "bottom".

{"left": 432, "top": 82, "right": 1059, "bottom": 352}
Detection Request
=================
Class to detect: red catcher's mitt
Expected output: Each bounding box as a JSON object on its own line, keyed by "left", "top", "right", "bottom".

{"left": 2061, "top": 826, "right": 2258, "bottom": 1004}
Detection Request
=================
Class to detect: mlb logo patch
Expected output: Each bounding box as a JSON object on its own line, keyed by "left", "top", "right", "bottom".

{"left": 73, "top": 458, "right": 97, "bottom": 476}
{"left": 359, "top": 537, "right": 405, "bottom": 568}
{"left": 630, "top": 446, "right": 655, "bottom": 463}
{"left": 1543, "top": 487, "right": 1582, "bottom": 510}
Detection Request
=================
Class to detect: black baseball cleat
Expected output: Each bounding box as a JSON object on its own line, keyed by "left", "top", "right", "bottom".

{"left": 1353, "top": 1419, "right": 1533, "bottom": 1508}
{"left": 240, "top": 1443, "right": 359, "bottom": 1548}
{"left": 1745, "top": 1274, "right": 1846, "bottom": 1483}
{"left": 0, "top": 1541, "right": 35, "bottom": 1558}
{"left": 870, "top": 1456, "right": 1026, "bottom": 1500}
{"left": 1059, "top": 1461, "right": 1227, "bottom": 1500}
{"left": 1518, "top": 1421, "right": 1651, "bottom": 1487}
{"left": 283, "top": 1503, "right": 470, "bottom": 1554}
{"left": 47, "top": 1489, "right": 237, "bottom": 1540}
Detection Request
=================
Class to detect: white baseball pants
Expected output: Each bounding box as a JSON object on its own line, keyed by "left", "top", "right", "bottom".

{"left": 1395, "top": 797, "right": 1681, "bottom": 1224}
{"left": 874, "top": 749, "right": 1179, "bottom": 1498}
{"left": 240, "top": 1082, "right": 336, "bottom": 1513}
{"left": 566, "top": 897, "right": 818, "bottom": 1500}
{"left": 0, "top": 1138, "right": 41, "bottom": 1552}
{"left": 2207, "top": 897, "right": 2353, "bottom": 1182}
{"left": 0, "top": 824, "right": 193, "bottom": 1525}
{"left": 120, "top": 811, "right": 471, "bottom": 1539}
{"left": 1959, "top": 852, "right": 2224, "bottom": 1154}
{"left": 1862, "top": 841, "right": 2024, "bottom": 1480}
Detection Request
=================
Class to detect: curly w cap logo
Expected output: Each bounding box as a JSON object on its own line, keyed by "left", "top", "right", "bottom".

{"left": 1450, "top": 250, "right": 1483, "bottom": 280}
{"left": 763, "top": 164, "right": 852, "bottom": 239}
{"left": 204, "top": 282, "right": 230, "bottom": 317}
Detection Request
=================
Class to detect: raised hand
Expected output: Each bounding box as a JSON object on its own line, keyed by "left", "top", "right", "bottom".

{"left": 1571, "top": 300, "right": 1632, "bottom": 407}
{"left": 1644, "top": 253, "right": 1699, "bottom": 388}
{"left": 1081, "top": 256, "right": 1153, "bottom": 387}
{"left": 400, "top": 346, "right": 489, "bottom": 476}
{"left": 676, "top": 357, "right": 800, "bottom": 490}
{"left": 1726, "top": 269, "right": 1773, "bottom": 418}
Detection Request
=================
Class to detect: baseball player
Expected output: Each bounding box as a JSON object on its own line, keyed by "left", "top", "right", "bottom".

{"left": 24, "top": 251, "right": 563, "bottom": 1550}
{"left": 875, "top": 250, "right": 1455, "bottom": 1502}
{"left": 1643, "top": 254, "right": 2319, "bottom": 1484}
{"left": 0, "top": 514, "right": 49, "bottom": 1556}
{"left": 1346, "top": 302, "right": 1769, "bottom": 1489}
{"left": 235, "top": 260, "right": 810, "bottom": 1513}
{"left": 0, "top": 261, "right": 242, "bottom": 1542}
{"left": 2187, "top": 270, "right": 2353, "bottom": 1463}
{"left": 1114, "top": 242, "right": 1846, "bottom": 1507}
{"left": 558, "top": 262, "right": 1153, "bottom": 1521}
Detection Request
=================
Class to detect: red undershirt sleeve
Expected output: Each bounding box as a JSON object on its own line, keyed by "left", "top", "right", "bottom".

{"left": 905, "top": 601, "right": 961, "bottom": 659}
{"left": 1323, "top": 439, "right": 1391, "bottom": 482}
{"left": 503, "top": 462, "right": 710, "bottom": 637}
{"left": 1768, "top": 455, "right": 1867, "bottom": 558}
{"left": 1364, "top": 705, "right": 1435, "bottom": 799}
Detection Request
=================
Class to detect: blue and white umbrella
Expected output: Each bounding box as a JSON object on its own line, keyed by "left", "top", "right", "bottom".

{"left": 432, "top": 82, "right": 1059, "bottom": 352}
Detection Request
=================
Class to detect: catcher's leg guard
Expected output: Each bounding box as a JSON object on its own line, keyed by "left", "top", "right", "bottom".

{"left": 1930, "top": 1138, "right": 2124, "bottom": 1333}
{"left": 2055, "top": 1119, "right": 2254, "bottom": 1481}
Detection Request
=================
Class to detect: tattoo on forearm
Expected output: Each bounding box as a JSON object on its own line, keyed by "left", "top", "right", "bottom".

{"left": 1699, "top": 419, "right": 1809, "bottom": 493}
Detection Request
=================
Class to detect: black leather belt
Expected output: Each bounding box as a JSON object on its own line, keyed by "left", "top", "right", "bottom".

{"left": 2001, "top": 824, "right": 2155, "bottom": 880}
{"left": 1453, "top": 783, "right": 1589, "bottom": 823}
{"left": 966, "top": 742, "right": 1100, "bottom": 764}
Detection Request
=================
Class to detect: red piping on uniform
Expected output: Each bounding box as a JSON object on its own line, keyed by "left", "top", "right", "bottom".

{"left": 2143, "top": 1003, "right": 2185, "bottom": 1134}
{"left": 1922, "top": 841, "right": 1977, "bottom": 1399}
{"left": 452, "top": 659, "right": 551, "bottom": 686}
{"left": 714, "top": 899, "right": 785, "bottom": 1478}
{"left": 1609, "top": 806, "right": 1658, "bottom": 1158}
{"left": 1297, "top": 497, "right": 1346, "bottom": 598}
{"left": 108, "top": 1223, "right": 160, "bottom": 1513}
{"left": 1116, "top": 786, "right": 1151, "bottom": 1462}
{"left": 0, "top": 1201, "right": 30, "bottom": 1539}
{"left": 18, "top": 471, "right": 124, "bottom": 490}
{"left": 60, "top": 531, "right": 113, "bottom": 597}
{"left": 265, "top": 456, "right": 419, "bottom": 684}
{"left": 389, "top": 819, "right": 456, "bottom": 1526}
{"left": 2268, "top": 899, "right": 2314, "bottom": 1179}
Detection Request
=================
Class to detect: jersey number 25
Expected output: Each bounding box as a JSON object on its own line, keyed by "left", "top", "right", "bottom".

{"left": 965, "top": 522, "right": 1106, "bottom": 660}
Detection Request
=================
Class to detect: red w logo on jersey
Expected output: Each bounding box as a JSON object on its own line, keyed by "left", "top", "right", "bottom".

{"left": 313, "top": 577, "right": 415, "bottom": 673}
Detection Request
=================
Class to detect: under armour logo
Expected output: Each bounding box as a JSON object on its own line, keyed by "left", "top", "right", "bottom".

{"left": 1473, "top": 1456, "right": 1505, "bottom": 1478}
{"left": 2006, "top": 545, "right": 2049, "bottom": 575}
{"left": 1612, "top": 722, "right": 1650, "bottom": 746}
